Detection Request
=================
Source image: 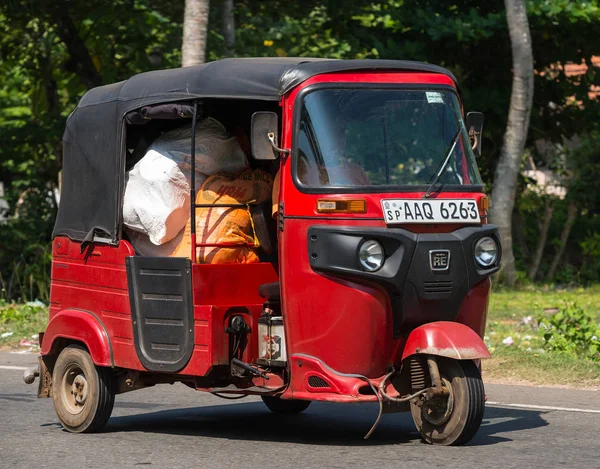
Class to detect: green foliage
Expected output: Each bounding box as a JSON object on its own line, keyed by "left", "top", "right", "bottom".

{"left": 538, "top": 301, "right": 600, "bottom": 361}
{"left": 0, "top": 300, "right": 46, "bottom": 325}
{"left": 0, "top": 300, "right": 47, "bottom": 348}
{"left": 0, "top": 0, "right": 599, "bottom": 298}
{"left": 0, "top": 190, "right": 54, "bottom": 302}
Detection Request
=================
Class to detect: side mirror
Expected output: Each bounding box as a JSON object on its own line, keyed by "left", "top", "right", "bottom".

{"left": 466, "top": 112, "right": 485, "bottom": 158}
{"left": 251, "top": 112, "right": 279, "bottom": 160}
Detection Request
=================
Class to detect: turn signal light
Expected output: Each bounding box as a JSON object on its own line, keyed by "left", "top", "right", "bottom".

{"left": 316, "top": 199, "right": 367, "bottom": 214}
{"left": 478, "top": 196, "right": 489, "bottom": 223}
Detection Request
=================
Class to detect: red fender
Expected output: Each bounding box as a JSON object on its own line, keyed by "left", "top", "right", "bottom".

{"left": 401, "top": 321, "right": 490, "bottom": 361}
{"left": 41, "top": 309, "right": 114, "bottom": 367}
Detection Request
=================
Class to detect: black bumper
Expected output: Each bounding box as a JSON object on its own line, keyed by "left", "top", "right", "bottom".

{"left": 307, "top": 225, "right": 501, "bottom": 337}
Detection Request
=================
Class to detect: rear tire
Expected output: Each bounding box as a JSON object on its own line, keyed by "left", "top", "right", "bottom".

{"left": 52, "top": 345, "right": 115, "bottom": 433}
{"left": 410, "top": 358, "right": 484, "bottom": 446}
{"left": 261, "top": 396, "right": 311, "bottom": 414}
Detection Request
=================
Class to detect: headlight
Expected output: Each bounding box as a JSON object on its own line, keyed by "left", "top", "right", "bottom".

{"left": 358, "top": 240, "right": 385, "bottom": 272}
{"left": 474, "top": 237, "right": 498, "bottom": 268}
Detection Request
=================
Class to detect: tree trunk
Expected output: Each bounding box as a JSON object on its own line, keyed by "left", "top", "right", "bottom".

{"left": 528, "top": 198, "right": 554, "bottom": 281}
{"left": 546, "top": 201, "right": 577, "bottom": 281}
{"left": 182, "top": 0, "right": 211, "bottom": 67}
{"left": 489, "top": 0, "right": 534, "bottom": 286}
{"left": 222, "top": 0, "right": 235, "bottom": 56}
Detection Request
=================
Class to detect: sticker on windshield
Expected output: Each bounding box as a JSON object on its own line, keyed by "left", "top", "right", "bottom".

{"left": 426, "top": 92, "right": 444, "bottom": 104}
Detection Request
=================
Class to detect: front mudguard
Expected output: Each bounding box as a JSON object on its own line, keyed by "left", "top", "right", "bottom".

{"left": 401, "top": 321, "right": 490, "bottom": 362}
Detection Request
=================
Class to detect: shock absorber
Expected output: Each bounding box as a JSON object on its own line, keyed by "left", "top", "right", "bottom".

{"left": 410, "top": 355, "right": 429, "bottom": 391}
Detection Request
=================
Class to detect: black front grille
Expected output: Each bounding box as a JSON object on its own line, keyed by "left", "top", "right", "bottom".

{"left": 307, "top": 375, "right": 330, "bottom": 388}
{"left": 423, "top": 281, "right": 453, "bottom": 295}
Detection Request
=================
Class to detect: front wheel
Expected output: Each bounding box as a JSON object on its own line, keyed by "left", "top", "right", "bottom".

{"left": 52, "top": 345, "right": 115, "bottom": 433}
{"left": 261, "top": 396, "right": 311, "bottom": 414}
{"left": 410, "top": 358, "right": 484, "bottom": 446}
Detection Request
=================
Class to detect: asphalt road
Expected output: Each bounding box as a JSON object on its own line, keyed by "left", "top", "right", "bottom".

{"left": 1, "top": 352, "right": 599, "bottom": 469}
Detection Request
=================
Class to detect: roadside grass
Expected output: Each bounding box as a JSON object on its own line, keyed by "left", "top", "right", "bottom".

{"left": 489, "top": 284, "right": 600, "bottom": 322}
{"left": 483, "top": 347, "right": 600, "bottom": 388}
{"left": 485, "top": 285, "right": 600, "bottom": 388}
{"left": 0, "top": 302, "right": 47, "bottom": 350}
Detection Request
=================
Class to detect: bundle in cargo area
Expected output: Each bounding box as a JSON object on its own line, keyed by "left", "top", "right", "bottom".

{"left": 122, "top": 117, "right": 248, "bottom": 246}
{"left": 127, "top": 169, "right": 274, "bottom": 264}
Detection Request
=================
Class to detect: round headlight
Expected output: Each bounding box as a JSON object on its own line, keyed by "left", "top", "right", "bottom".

{"left": 359, "top": 240, "right": 385, "bottom": 272}
{"left": 474, "top": 237, "right": 498, "bottom": 268}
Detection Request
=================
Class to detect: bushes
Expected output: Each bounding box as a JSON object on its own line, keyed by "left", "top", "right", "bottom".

{"left": 538, "top": 301, "right": 600, "bottom": 361}
{"left": 0, "top": 186, "right": 55, "bottom": 303}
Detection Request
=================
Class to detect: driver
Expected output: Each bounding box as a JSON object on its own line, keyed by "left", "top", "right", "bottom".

{"left": 298, "top": 123, "right": 369, "bottom": 187}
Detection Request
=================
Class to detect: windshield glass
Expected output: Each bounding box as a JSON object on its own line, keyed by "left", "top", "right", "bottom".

{"left": 295, "top": 88, "right": 482, "bottom": 190}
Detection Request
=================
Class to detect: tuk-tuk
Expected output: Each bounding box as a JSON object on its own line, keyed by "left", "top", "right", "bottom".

{"left": 24, "top": 58, "right": 501, "bottom": 446}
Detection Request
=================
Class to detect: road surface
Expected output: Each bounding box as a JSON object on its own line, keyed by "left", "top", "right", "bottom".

{"left": 1, "top": 352, "right": 598, "bottom": 469}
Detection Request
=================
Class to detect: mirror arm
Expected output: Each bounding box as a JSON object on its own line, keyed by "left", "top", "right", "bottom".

{"left": 268, "top": 131, "right": 290, "bottom": 155}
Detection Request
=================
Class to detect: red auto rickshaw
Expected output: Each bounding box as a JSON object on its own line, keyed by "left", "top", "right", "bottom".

{"left": 25, "top": 58, "right": 501, "bottom": 446}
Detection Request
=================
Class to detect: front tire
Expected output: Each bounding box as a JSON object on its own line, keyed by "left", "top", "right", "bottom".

{"left": 261, "top": 396, "right": 311, "bottom": 414}
{"left": 410, "top": 358, "right": 484, "bottom": 446}
{"left": 52, "top": 345, "right": 115, "bottom": 433}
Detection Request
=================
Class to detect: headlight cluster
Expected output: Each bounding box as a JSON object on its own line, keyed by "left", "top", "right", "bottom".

{"left": 356, "top": 237, "right": 497, "bottom": 272}
{"left": 474, "top": 237, "right": 498, "bottom": 268}
{"left": 358, "top": 240, "right": 385, "bottom": 272}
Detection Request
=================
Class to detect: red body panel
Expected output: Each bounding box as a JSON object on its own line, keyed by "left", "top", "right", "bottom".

{"left": 401, "top": 321, "right": 491, "bottom": 361}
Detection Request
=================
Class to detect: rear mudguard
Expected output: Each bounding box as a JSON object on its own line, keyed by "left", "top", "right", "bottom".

{"left": 41, "top": 309, "right": 114, "bottom": 367}
{"left": 401, "top": 321, "right": 490, "bottom": 361}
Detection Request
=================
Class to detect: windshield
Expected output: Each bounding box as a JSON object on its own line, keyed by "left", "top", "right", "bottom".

{"left": 295, "top": 88, "right": 483, "bottom": 190}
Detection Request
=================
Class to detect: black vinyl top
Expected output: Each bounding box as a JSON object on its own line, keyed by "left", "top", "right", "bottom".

{"left": 53, "top": 58, "right": 458, "bottom": 244}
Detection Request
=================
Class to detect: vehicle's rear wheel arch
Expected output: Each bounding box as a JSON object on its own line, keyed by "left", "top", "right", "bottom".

{"left": 43, "top": 337, "right": 92, "bottom": 373}
{"left": 41, "top": 309, "right": 115, "bottom": 368}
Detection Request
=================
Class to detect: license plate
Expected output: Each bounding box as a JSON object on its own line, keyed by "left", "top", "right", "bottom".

{"left": 381, "top": 199, "right": 480, "bottom": 224}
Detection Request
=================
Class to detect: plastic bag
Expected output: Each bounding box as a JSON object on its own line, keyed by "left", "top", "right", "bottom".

{"left": 122, "top": 150, "right": 191, "bottom": 245}
{"left": 150, "top": 117, "right": 248, "bottom": 184}
{"left": 122, "top": 117, "right": 248, "bottom": 245}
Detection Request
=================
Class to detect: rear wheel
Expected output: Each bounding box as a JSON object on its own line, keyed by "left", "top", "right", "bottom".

{"left": 410, "top": 358, "right": 484, "bottom": 446}
{"left": 261, "top": 396, "right": 311, "bottom": 414}
{"left": 52, "top": 345, "right": 115, "bottom": 433}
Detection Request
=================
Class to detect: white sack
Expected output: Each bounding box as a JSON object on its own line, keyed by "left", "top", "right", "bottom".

{"left": 123, "top": 117, "right": 248, "bottom": 246}
{"left": 124, "top": 227, "right": 185, "bottom": 257}
{"left": 122, "top": 151, "right": 191, "bottom": 245}
{"left": 151, "top": 117, "right": 248, "bottom": 184}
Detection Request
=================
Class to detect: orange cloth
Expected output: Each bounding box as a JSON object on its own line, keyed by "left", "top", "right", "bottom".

{"left": 168, "top": 169, "right": 273, "bottom": 263}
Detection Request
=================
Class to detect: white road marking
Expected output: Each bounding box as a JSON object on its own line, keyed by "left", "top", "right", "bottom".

{"left": 0, "top": 365, "right": 28, "bottom": 371}
{"left": 487, "top": 401, "right": 600, "bottom": 414}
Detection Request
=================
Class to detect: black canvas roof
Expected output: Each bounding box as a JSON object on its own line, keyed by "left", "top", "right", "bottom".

{"left": 53, "top": 58, "right": 458, "bottom": 244}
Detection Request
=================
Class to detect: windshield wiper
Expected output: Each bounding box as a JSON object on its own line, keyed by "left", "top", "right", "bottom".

{"left": 423, "top": 129, "right": 462, "bottom": 199}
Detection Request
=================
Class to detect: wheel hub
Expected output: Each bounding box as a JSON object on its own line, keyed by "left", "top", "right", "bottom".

{"left": 61, "top": 364, "right": 88, "bottom": 415}
{"left": 422, "top": 377, "right": 454, "bottom": 426}
{"left": 72, "top": 374, "right": 88, "bottom": 406}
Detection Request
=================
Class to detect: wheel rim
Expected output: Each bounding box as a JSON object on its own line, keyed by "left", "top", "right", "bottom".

{"left": 422, "top": 377, "right": 454, "bottom": 426}
{"left": 60, "top": 363, "right": 89, "bottom": 415}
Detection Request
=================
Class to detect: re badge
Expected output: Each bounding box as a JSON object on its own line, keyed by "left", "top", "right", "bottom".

{"left": 429, "top": 250, "right": 451, "bottom": 271}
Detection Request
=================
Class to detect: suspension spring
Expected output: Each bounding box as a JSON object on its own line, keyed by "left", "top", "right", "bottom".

{"left": 410, "top": 355, "right": 429, "bottom": 391}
